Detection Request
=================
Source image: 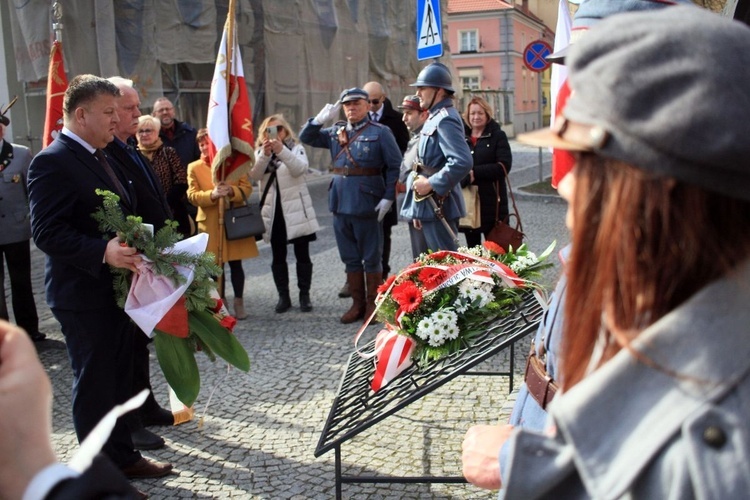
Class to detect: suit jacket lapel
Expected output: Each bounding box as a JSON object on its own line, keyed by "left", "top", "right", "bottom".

{"left": 58, "top": 134, "right": 136, "bottom": 214}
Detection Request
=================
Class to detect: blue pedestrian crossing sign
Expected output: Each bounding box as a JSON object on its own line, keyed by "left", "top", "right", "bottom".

{"left": 417, "top": 0, "right": 443, "bottom": 61}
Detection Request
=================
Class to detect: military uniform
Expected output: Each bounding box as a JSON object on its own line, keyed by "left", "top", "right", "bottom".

{"left": 299, "top": 117, "right": 401, "bottom": 273}
{"left": 301, "top": 87, "right": 402, "bottom": 324}
{"left": 400, "top": 98, "right": 472, "bottom": 251}
{"left": 0, "top": 139, "right": 41, "bottom": 340}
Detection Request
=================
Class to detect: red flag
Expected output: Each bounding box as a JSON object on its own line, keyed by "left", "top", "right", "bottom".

{"left": 206, "top": 16, "right": 255, "bottom": 183}
{"left": 43, "top": 40, "right": 68, "bottom": 148}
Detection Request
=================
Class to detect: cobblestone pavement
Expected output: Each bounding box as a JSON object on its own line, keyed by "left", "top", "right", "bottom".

{"left": 26, "top": 142, "right": 567, "bottom": 499}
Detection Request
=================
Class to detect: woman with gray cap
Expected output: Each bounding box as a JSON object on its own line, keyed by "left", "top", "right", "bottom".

{"left": 464, "top": 6, "right": 750, "bottom": 498}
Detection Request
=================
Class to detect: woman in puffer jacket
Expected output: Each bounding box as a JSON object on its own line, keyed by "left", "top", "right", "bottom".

{"left": 250, "top": 114, "right": 320, "bottom": 313}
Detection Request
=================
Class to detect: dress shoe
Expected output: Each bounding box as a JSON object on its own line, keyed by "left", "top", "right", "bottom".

{"left": 141, "top": 406, "right": 174, "bottom": 427}
{"left": 130, "top": 427, "right": 164, "bottom": 450}
{"left": 29, "top": 331, "right": 46, "bottom": 342}
{"left": 121, "top": 457, "right": 173, "bottom": 479}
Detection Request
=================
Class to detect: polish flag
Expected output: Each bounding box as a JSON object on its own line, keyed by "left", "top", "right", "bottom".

{"left": 43, "top": 40, "right": 68, "bottom": 148}
{"left": 206, "top": 17, "right": 255, "bottom": 183}
{"left": 550, "top": 0, "right": 575, "bottom": 188}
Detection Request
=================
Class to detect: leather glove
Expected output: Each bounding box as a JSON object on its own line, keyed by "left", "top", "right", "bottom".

{"left": 314, "top": 101, "right": 342, "bottom": 125}
{"left": 374, "top": 199, "right": 394, "bottom": 222}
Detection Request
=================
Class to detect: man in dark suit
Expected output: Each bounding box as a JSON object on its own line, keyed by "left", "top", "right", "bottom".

{"left": 105, "top": 77, "right": 175, "bottom": 450}
{"left": 363, "top": 81, "right": 410, "bottom": 279}
{"left": 27, "top": 75, "right": 172, "bottom": 480}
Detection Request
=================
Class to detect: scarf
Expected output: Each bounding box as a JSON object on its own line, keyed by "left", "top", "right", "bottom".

{"left": 138, "top": 137, "right": 163, "bottom": 161}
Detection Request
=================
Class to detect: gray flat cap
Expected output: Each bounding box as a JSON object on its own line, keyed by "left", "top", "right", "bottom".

{"left": 547, "top": 0, "right": 695, "bottom": 64}
{"left": 520, "top": 6, "right": 750, "bottom": 202}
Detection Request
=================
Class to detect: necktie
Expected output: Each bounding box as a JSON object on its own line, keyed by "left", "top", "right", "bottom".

{"left": 94, "top": 149, "right": 130, "bottom": 204}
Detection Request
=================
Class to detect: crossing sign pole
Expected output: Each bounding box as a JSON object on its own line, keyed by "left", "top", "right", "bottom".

{"left": 417, "top": 0, "right": 443, "bottom": 60}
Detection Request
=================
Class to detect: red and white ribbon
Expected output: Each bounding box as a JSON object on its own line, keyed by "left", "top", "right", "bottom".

{"left": 370, "top": 328, "right": 415, "bottom": 392}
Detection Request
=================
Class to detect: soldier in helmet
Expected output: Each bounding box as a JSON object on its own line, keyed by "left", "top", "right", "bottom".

{"left": 400, "top": 62, "right": 473, "bottom": 252}
{"left": 300, "top": 88, "right": 402, "bottom": 324}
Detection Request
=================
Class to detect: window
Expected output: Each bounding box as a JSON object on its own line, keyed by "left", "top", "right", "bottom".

{"left": 459, "top": 69, "right": 481, "bottom": 90}
{"left": 461, "top": 76, "right": 480, "bottom": 90}
{"left": 459, "top": 30, "right": 478, "bottom": 53}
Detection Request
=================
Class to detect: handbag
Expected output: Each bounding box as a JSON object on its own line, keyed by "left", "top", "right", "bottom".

{"left": 223, "top": 174, "right": 274, "bottom": 241}
{"left": 486, "top": 164, "right": 525, "bottom": 252}
{"left": 458, "top": 184, "right": 481, "bottom": 229}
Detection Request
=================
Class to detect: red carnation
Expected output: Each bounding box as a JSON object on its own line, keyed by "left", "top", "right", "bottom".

{"left": 483, "top": 240, "right": 506, "bottom": 255}
{"left": 392, "top": 281, "right": 423, "bottom": 313}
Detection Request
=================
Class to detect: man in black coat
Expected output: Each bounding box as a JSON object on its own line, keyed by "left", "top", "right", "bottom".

{"left": 105, "top": 77, "right": 176, "bottom": 450}
{"left": 364, "top": 82, "right": 409, "bottom": 278}
{"left": 28, "top": 74, "right": 172, "bottom": 481}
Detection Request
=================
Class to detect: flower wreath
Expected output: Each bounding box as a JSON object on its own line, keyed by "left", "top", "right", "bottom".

{"left": 360, "top": 240, "right": 554, "bottom": 391}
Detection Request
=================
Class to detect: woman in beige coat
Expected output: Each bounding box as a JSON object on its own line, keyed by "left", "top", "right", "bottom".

{"left": 187, "top": 128, "right": 258, "bottom": 319}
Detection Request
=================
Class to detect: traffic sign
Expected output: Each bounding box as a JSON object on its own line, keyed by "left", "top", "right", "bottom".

{"left": 523, "top": 40, "right": 553, "bottom": 72}
{"left": 417, "top": 0, "right": 443, "bottom": 61}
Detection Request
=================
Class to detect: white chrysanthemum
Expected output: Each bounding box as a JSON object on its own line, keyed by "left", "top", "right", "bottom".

{"left": 456, "top": 279, "right": 494, "bottom": 310}
{"left": 417, "top": 308, "right": 459, "bottom": 347}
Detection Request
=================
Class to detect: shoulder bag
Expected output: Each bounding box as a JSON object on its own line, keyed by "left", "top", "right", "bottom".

{"left": 486, "top": 164, "right": 525, "bottom": 252}
{"left": 458, "top": 184, "right": 481, "bottom": 230}
{"left": 224, "top": 173, "right": 275, "bottom": 241}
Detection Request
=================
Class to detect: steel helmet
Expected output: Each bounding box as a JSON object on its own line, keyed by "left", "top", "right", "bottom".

{"left": 410, "top": 63, "right": 454, "bottom": 93}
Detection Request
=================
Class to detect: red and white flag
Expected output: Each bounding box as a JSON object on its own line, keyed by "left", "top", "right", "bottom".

{"left": 43, "top": 40, "right": 68, "bottom": 148}
{"left": 550, "top": 0, "right": 576, "bottom": 188}
{"left": 206, "top": 17, "right": 254, "bottom": 183}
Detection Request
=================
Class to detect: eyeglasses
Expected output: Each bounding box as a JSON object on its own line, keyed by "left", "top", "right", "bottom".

{"left": 371, "top": 99, "right": 381, "bottom": 105}
{"left": 137, "top": 129, "right": 155, "bottom": 135}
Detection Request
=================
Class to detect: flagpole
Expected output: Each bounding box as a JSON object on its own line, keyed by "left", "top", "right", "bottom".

{"left": 217, "top": 0, "right": 236, "bottom": 296}
{"left": 52, "top": 0, "right": 63, "bottom": 42}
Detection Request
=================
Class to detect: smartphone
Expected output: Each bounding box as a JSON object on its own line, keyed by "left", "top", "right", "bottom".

{"left": 267, "top": 127, "right": 278, "bottom": 139}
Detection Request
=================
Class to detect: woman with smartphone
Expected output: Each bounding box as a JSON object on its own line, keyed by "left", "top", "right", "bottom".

{"left": 250, "top": 115, "right": 319, "bottom": 313}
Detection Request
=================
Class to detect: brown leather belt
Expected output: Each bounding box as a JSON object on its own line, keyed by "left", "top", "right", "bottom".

{"left": 524, "top": 347, "right": 558, "bottom": 410}
{"left": 331, "top": 166, "right": 381, "bottom": 176}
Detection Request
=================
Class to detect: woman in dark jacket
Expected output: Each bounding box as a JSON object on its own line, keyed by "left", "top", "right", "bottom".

{"left": 459, "top": 96, "right": 513, "bottom": 248}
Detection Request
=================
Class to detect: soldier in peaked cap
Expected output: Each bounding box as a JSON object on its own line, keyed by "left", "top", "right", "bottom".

{"left": 400, "top": 62, "right": 472, "bottom": 252}
{"left": 300, "top": 87, "right": 401, "bottom": 324}
{"left": 0, "top": 104, "right": 44, "bottom": 343}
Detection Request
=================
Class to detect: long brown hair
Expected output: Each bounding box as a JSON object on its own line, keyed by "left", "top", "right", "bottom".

{"left": 561, "top": 153, "right": 750, "bottom": 389}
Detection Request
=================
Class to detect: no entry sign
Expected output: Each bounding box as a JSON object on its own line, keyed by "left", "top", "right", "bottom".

{"left": 523, "top": 40, "right": 553, "bottom": 72}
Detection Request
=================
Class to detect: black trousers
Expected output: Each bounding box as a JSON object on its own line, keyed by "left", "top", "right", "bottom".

{"left": 0, "top": 240, "right": 39, "bottom": 335}
{"left": 53, "top": 306, "right": 141, "bottom": 468}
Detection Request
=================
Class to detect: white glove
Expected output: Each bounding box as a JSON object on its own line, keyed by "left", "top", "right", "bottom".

{"left": 375, "top": 199, "right": 394, "bottom": 222}
{"left": 314, "top": 101, "right": 342, "bottom": 125}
